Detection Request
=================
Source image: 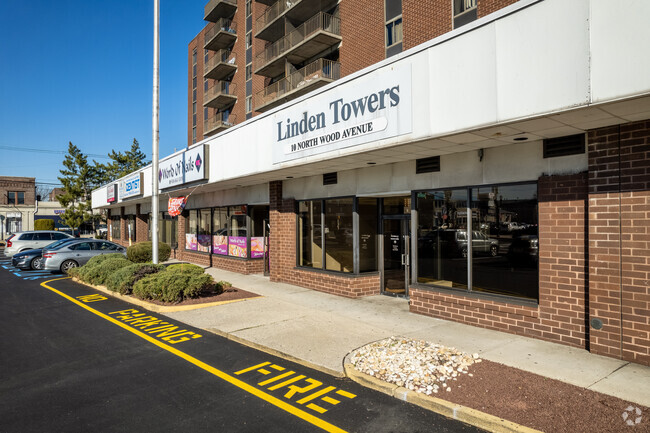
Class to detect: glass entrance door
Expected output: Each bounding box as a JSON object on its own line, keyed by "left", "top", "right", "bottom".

{"left": 382, "top": 217, "right": 410, "bottom": 296}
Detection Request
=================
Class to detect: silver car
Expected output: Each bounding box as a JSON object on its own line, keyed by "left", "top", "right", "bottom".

{"left": 42, "top": 239, "right": 126, "bottom": 273}
{"left": 4, "top": 231, "right": 74, "bottom": 257}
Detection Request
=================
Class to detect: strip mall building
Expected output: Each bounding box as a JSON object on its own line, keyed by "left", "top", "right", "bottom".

{"left": 93, "top": 0, "right": 650, "bottom": 366}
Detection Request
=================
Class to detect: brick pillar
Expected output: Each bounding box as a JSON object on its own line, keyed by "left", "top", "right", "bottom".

{"left": 135, "top": 204, "right": 148, "bottom": 242}
{"left": 538, "top": 173, "right": 588, "bottom": 348}
{"left": 269, "top": 180, "right": 296, "bottom": 282}
{"left": 178, "top": 212, "right": 187, "bottom": 261}
{"left": 588, "top": 120, "right": 650, "bottom": 366}
{"left": 120, "top": 207, "right": 127, "bottom": 244}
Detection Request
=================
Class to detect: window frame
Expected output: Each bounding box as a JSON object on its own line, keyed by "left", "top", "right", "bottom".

{"left": 413, "top": 181, "right": 539, "bottom": 304}
{"left": 385, "top": 16, "right": 403, "bottom": 48}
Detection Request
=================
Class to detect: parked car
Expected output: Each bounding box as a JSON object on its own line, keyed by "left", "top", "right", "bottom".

{"left": 507, "top": 235, "right": 539, "bottom": 267}
{"left": 421, "top": 229, "right": 499, "bottom": 258}
{"left": 42, "top": 239, "right": 126, "bottom": 273}
{"left": 11, "top": 238, "right": 80, "bottom": 270}
{"left": 4, "top": 231, "right": 74, "bottom": 257}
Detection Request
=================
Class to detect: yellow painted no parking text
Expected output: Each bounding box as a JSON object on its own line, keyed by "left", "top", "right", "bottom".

{"left": 41, "top": 278, "right": 352, "bottom": 433}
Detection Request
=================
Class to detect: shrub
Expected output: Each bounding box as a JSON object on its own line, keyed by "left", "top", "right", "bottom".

{"left": 215, "top": 280, "right": 233, "bottom": 294}
{"left": 105, "top": 263, "right": 165, "bottom": 295}
{"left": 81, "top": 257, "right": 132, "bottom": 286}
{"left": 127, "top": 241, "right": 171, "bottom": 263}
{"left": 86, "top": 253, "right": 128, "bottom": 268}
{"left": 35, "top": 219, "right": 55, "bottom": 231}
{"left": 132, "top": 267, "right": 214, "bottom": 303}
{"left": 165, "top": 263, "right": 205, "bottom": 275}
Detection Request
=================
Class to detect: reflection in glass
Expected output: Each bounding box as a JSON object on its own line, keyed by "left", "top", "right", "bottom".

{"left": 416, "top": 189, "right": 468, "bottom": 289}
{"left": 299, "top": 200, "right": 322, "bottom": 268}
{"left": 358, "top": 198, "right": 378, "bottom": 272}
{"left": 185, "top": 210, "right": 198, "bottom": 251}
{"left": 325, "top": 198, "right": 354, "bottom": 272}
{"left": 471, "top": 184, "right": 538, "bottom": 301}
{"left": 198, "top": 209, "right": 211, "bottom": 252}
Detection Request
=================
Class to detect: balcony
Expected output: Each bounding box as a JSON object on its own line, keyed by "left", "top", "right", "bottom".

{"left": 255, "top": 58, "right": 340, "bottom": 112}
{"left": 204, "top": 18, "right": 237, "bottom": 51}
{"left": 255, "top": 0, "right": 338, "bottom": 42}
{"left": 204, "top": 81, "right": 238, "bottom": 109}
{"left": 204, "top": 112, "right": 236, "bottom": 136}
{"left": 204, "top": 49, "right": 237, "bottom": 80}
{"left": 254, "top": 12, "right": 341, "bottom": 78}
{"left": 204, "top": 0, "right": 237, "bottom": 22}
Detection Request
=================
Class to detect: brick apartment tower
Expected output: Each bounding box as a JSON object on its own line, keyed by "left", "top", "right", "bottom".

{"left": 189, "top": 0, "right": 519, "bottom": 144}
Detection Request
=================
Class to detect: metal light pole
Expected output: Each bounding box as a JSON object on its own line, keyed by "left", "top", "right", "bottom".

{"left": 152, "top": 0, "right": 160, "bottom": 264}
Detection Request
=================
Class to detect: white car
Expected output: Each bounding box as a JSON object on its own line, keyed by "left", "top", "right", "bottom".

{"left": 3, "top": 231, "right": 74, "bottom": 257}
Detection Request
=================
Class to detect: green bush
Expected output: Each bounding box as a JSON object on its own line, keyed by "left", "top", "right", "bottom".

{"left": 215, "top": 280, "right": 232, "bottom": 294}
{"left": 34, "top": 219, "right": 55, "bottom": 231}
{"left": 165, "top": 263, "right": 205, "bottom": 275}
{"left": 127, "top": 241, "right": 171, "bottom": 263}
{"left": 86, "top": 253, "right": 128, "bottom": 268}
{"left": 81, "top": 257, "right": 132, "bottom": 286}
{"left": 132, "top": 268, "right": 214, "bottom": 303}
{"left": 105, "top": 263, "right": 165, "bottom": 295}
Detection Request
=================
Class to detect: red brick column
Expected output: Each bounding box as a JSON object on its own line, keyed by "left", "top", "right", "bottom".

{"left": 135, "top": 204, "right": 148, "bottom": 242}
{"left": 537, "top": 173, "right": 588, "bottom": 348}
{"left": 588, "top": 120, "right": 650, "bottom": 366}
{"left": 269, "top": 180, "right": 294, "bottom": 282}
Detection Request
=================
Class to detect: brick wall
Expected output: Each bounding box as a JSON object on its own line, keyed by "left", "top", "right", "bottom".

{"left": 339, "top": 0, "right": 385, "bottom": 77}
{"left": 403, "top": 0, "right": 451, "bottom": 50}
{"left": 477, "top": 0, "right": 520, "bottom": 18}
{"left": 135, "top": 204, "right": 148, "bottom": 242}
{"left": 411, "top": 173, "right": 589, "bottom": 349}
{"left": 0, "top": 176, "right": 36, "bottom": 206}
{"left": 588, "top": 121, "right": 650, "bottom": 366}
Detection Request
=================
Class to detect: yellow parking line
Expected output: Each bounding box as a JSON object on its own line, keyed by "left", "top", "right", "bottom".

{"left": 41, "top": 278, "right": 349, "bottom": 433}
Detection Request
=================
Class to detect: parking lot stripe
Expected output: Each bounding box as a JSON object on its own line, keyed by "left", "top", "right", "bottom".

{"left": 40, "top": 278, "right": 349, "bottom": 433}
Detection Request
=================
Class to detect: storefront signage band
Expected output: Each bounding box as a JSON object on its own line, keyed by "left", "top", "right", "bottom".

{"left": 158, "top": 145, "right": 208, "bottom": 190}
{"left": 272, "top": 63, "right": 412, "bottom": 164}
{"left": 119, "top": 173, "right": 143, "bottom": 199}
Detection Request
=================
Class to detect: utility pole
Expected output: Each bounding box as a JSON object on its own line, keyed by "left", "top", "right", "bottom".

{"left": 151, "top": 0, "right": 160, "bottom": 263}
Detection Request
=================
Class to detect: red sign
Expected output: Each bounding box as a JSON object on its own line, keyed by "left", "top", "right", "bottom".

{"left": 168, "top": 196, "right": 187, "bottom": 217}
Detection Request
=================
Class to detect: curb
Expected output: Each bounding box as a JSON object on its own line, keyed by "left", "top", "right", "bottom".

{"left": 343, "top": 354, "right": 543, "bottom": 433}
{"left": 71, "top": 277, "right": 262, "bottom": 313}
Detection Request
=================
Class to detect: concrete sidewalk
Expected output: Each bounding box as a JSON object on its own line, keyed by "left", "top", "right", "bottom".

{"left": 166, "top": 266, "right": 650, "bottom": 408}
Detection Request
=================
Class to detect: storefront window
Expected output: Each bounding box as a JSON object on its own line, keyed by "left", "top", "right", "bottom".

{"left": 250, "top": 205, "right": 269, "bottom": 259}
{"left": 416, "top": 183, "right": 538, "bottom": 302}
{"left": 110, "top": 217, "right": 121, "bottom": 240}
{"left": 127, "top": 215, "right": 135, "bottom": 242}
{"left": 185, "top": 210, "right": 198, "bottom": 251}
{"left": 158, "top": 213, "right": 178, "bottom": 249}
{"left": 299, "top": 200, "right": 323, "bottom": 269}
{"left": 416, "top": 189, "right": 469, "bottom": 289}
{"left": 470, "top": 184, "right": 538, "bottom": 300}
{"left": 324, "top": 198, "right": 353, "bottom": 272}
{"left": 212, "top": 208, "right": 228, "bottom": 255}
{"left": 198, "top": 209, "right": 211, "bottom": 252}
{"left": 228, "top": 206, "right": 248, "bottom": 257}
{"left": 358, "top": 198, "right": 378, "bottom": 272}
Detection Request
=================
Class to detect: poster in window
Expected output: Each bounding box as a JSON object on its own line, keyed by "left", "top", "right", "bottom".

{"left": 197, "top": 235, "right": 211, "bottom": 252}
{"left": 228, "top": 236, "right": 247, "bottom": 257}
{"left": 185, "top": 233, "right": 198, "bottom": 251}
{"left": 251, "top": 237, "right": 265, "bottom": 258}
{"left": 212, "top": 235, "right": 227, "bottom": 255}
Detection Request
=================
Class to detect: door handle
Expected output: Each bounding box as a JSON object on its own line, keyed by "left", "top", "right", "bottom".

{"left": 401, "top": 254, "right": 405, "bottom": 265}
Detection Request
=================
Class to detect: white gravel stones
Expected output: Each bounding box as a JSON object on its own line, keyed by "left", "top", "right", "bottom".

{"left": 349, "top": 337, "right": 481, "bottom": 396}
